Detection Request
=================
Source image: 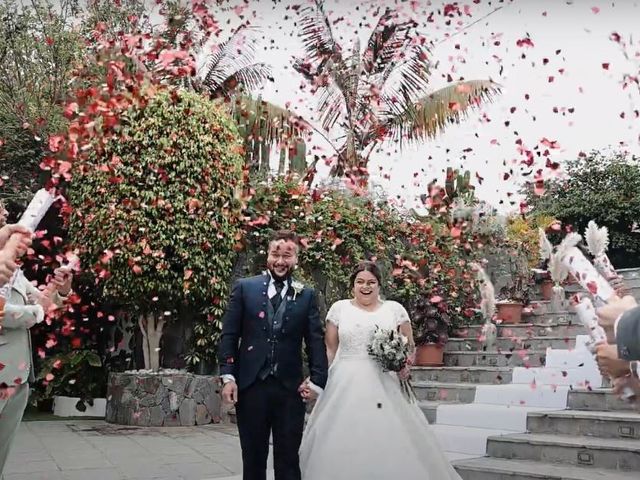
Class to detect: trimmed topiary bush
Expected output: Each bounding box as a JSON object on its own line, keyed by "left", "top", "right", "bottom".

{"left": 68, "top": 89, "right": 244, "bottom": 370}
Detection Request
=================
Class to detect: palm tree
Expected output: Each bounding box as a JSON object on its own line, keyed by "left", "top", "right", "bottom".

{"left": 293, "top": 0, "right": 501, "bottom": 185}
{"left": 197, "top": 26, "right": 310, "bottom": 176}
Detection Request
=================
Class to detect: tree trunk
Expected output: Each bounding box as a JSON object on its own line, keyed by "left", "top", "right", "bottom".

{"left": 138, "top": 312, "right": 165, "bottom": 371}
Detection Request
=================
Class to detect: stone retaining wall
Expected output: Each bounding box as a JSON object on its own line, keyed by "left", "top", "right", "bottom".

{"left": 106, "top": 372, "right": 221, "bottom": 427}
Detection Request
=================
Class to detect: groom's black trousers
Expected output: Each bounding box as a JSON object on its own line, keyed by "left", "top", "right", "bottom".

{"left": 235, "top": 376, "right": 306, "bottom": 480}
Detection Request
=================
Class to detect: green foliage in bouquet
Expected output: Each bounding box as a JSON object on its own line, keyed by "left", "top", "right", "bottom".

{"left": 67, "top": 89, "right": 244, "bottom": 369}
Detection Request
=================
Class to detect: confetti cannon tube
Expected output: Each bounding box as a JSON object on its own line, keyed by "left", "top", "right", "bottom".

{"left": 0, "top": 189, "right": 57, "bottom": 302}
{"left": 561, "top": 247, "right": 615, "bottom": 306}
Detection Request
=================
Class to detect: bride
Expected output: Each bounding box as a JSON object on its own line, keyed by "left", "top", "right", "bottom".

{"left": 299, "top": 261, "right": 461, "bottom": 480}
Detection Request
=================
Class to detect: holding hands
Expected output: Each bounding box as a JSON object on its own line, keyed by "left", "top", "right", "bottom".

{"left": 298, "top": 377, "right": 319, "bottom": 402}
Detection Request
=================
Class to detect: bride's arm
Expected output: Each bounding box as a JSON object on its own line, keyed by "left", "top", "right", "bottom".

{"left": 399, "top": 321, "right": 416, "bottom": 364}
{"left": 325, "top": 322, "right": 339, "bottom": 366}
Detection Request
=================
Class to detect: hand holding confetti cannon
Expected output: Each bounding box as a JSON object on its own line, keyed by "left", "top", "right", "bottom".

{"left": 0, "top": 189, "right": 58, "bottom": 308}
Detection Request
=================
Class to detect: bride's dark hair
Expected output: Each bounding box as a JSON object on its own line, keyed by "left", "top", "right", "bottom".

{"left": 349, "top": 260, "right": 382, "bottom": 287}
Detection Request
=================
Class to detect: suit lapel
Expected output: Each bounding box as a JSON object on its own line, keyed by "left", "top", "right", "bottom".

{"left": 261, "top": 273, "right": 272, "bottom": 330}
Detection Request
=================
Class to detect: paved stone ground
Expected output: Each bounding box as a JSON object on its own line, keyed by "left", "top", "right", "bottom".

{"left": 3, "top": 420, "right": 270, "bottom": 480}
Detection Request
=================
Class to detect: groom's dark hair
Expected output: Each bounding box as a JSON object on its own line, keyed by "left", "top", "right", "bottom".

{"left": 269, "top": 229, "right": 300, "bottom": 248}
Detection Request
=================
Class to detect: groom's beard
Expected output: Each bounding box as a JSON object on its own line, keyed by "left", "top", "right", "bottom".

{"left": 268, "top": 267, "right": 294, "bottom": 282}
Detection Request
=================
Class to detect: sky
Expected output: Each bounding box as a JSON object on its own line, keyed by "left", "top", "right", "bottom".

{"left": 204, "top": 0, "right": 640, "bottom": 213}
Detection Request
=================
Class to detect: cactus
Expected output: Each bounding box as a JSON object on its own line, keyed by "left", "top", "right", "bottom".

{"left": 444, "top": 168, "right": 474, "bottom": 206}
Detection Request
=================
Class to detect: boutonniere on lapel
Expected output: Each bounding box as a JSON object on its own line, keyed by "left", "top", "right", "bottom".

{"left": 290, "top": 280, "right": 304, "bottom": 301}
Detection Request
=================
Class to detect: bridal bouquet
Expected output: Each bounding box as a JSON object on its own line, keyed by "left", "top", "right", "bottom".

{"left": 367, "top": 327, "right": 416, "bottom": 403}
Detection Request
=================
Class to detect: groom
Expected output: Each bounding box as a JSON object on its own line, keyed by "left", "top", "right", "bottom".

{"left": 219, "top": 230, "right": 328, "bottom": 480}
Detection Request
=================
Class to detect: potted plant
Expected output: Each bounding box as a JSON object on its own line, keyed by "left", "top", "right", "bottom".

{"left": 532, "top": 267, "right": 554, "bottom": 301}
{"left": 37, "top": 349, "right": 108, "bottom": 417}
{"left": 493, "top": 242, "right": 532, "bottom": 324}
{"left": 411, "top": 299, "right": 450, "bottom": 366}
{"left": 496, "top": 275, "right": 530, "bottom": 324}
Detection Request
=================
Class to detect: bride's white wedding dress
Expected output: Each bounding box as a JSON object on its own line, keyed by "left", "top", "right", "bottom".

{"left": 300, "top": 299, "right": 462, "bottom": 480}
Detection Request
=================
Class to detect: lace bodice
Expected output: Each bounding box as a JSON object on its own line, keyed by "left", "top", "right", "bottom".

{"left": 326, "top": 300, "right": 410, "bottom": 357}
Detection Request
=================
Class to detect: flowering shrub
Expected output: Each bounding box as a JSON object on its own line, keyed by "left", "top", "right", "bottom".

{"left": 67, "top": 89, "right": 244, "bottom": 369}
{"left": 239, "top": 177, "right": 405, "bottom": 315}
{"left": 239, "top": 177, "right": 482, "bottom": 339}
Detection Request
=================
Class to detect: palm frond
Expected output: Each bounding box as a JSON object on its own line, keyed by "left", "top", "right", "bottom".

{"left": 201, "top": 25, "right": 270, "bottom": 95}
{"left": 295, "top": 0, "right": 341, "bottom": 66}
{"left": 317, "top": 75, "right": 347, "bottom": 132}
{"left": 391, "top": 44, "right": 432, "bottom": 95}
{"left": 214, "top": 64, "right": 273, "bottom": 98}
{"left": 223, "top": 94, "right": 310, "bottom": 147}
{"left": 383, "top": 80, "right": 500, "bottom": 145}
{"left": 362, "top": 8, "right": 417, "bottom": 76}
{"left": 292, "top": 0, "right": 348, "bottom": 133}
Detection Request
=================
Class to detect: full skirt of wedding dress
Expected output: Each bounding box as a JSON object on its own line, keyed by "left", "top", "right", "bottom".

{"left": 299, "top": 355, "right": 462, "bottom": 480}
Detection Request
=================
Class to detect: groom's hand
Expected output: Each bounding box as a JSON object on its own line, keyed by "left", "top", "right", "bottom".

{"left": 222, "top": 381, "right": 238, "bottom": 404}
{"left": 298, "top": 378, "right": 318, "bottom": 402}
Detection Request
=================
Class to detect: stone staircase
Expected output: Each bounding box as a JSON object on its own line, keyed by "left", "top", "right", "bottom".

{"left": 414, "top": 267, "right": 640, "bottom": 479}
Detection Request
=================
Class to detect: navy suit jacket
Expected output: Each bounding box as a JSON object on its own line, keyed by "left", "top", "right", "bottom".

{"left": 217, "top": 274, "right": 328, "bottom": 391}
{"left": 616, "top": 305, "right": 640, "bottom": 361}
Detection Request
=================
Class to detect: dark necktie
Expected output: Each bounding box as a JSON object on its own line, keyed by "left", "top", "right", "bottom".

{"left": 271, "top": 280, "right": 285, "bottom": 311}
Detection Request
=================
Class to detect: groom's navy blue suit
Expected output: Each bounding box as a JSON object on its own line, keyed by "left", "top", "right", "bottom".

{"left": 218, "top": 273, "right": 328, "bottom": 480}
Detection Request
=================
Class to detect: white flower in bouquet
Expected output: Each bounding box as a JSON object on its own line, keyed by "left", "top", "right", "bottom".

{"left": 367, "top": 326, "right": 416, "bottom": 403}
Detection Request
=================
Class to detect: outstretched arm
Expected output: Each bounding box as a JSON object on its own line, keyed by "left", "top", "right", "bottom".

{"left": 399, "top": 321, "right": 416, "bottom": 360}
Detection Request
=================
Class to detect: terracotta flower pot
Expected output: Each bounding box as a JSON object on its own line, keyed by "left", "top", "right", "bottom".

{"left": 415, "top": 344, "right": 444, "bottom": 366}
{"left": 496, "top": 302, "right": 524, "bottom": 324}
{"left": 540, "top": 279, "right": 554, "bottom": 300}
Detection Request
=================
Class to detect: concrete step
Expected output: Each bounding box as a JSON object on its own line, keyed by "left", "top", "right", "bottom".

{"left": 527, "top": 409, "right": 640, "bottom": 439}
{"left": 411, "top": 366, "right": 512, "bottom": 384}
{"left": 444, "top": 350, "right": 546, "bottom": 368}
{"left": 568, "top": 388, "right": 637, "bottom": 411}
{"left": 459, "top": 322, "right": 584, "bottom": 339}
{"left": 512, "top": 365, "right": 603, "bottom": 389}
{"left": 486, "top": 432, "right": 640, "bottom": 470}
{"left": 418, "top": 400, "right": 440, "bottom": 423}
{"left": 617, "top": 267, "right": 640, "bottom": 281}
{"left": 445, "top": 336, "right": 575, "bottom": 352}
{"left": 446, "top": 452, "right": 483, "bottom": 462}
{"left": 545, "top": 346, "right": 595, "bottom": 369}
{"left": 454, "top": 457, "right": 640, "bottom": 480}
{"left": 412, "top": 381, "right": 478, "bottom": 403}
{"left": 474, "top": 384, "right": 569, "bottom": 408}
{"left": 435, "top": 403, "right": 556, "bottom": 431}
{"left": 527, "top": 306, "right": 577, "bottom": 322}
{"left": 431, "top": 424, "right": 514, "bottom": 456}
